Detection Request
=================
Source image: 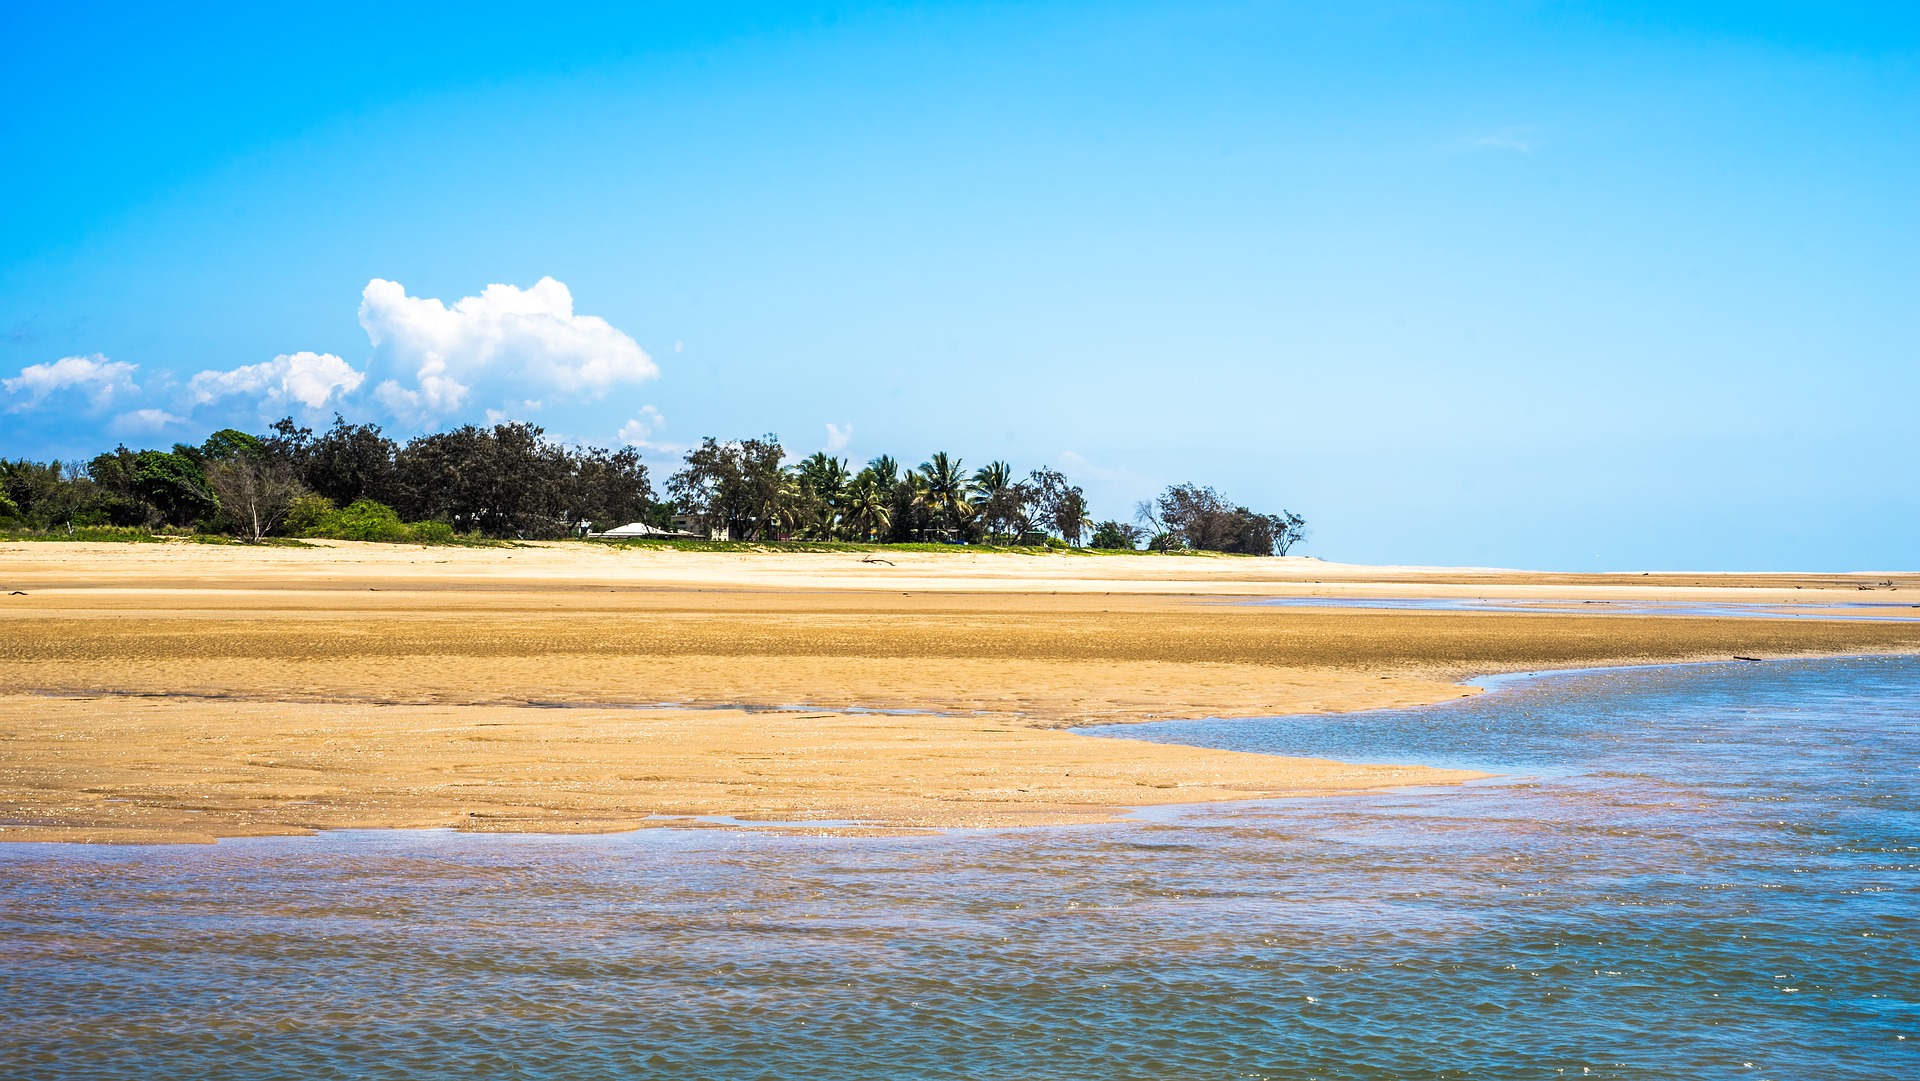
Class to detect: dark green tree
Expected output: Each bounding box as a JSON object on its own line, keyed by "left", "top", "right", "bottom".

{"left": 1, "top": 459, "right": 104, "bottom": 528}
{"left": 395, "top": 422, "right": 575, "bottom": 538}
{"left": 1026, "top": 466, "right": 1089, "bottom": 545}
{"left": 125, "top": 449, "right": 217, "bottom": 526}
{"left": 563, "top": 445, "right": 653, "bottom": 534}
{"left": 1141, "top": 484, "right": 1305, "bottom": 555}
{"left": 201, "top": 428, "right": 265, "bottom": 461}
{"left": 667, "top": 435, "right": 788, "bottom": 540}
{"left": 84, "top": 447, "right": 155, "bottom": 525}
{"left": 269, "top": 415, "right": 399, "bottom": 508}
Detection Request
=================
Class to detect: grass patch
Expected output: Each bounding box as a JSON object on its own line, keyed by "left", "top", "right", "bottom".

{"left": 3, "top": 525, "right": 168, "bottom": 543}
{"left": 4, "top": 525, "right": 1259, "bottom": 556}
{"left": 586, "top": 538, "right": 1066, "bottom": 555}
{"left": 1, "top": 527, "right": 326, "bottom": 547}
{"left": 182, "top": 534, "right": 321, "bottom": 547}
{"left": 587, "top": 538, "right": 880, "bottom": 554}
{"left": 426, "top": 535, "right": 521, "bottom": 548}
{"left": 582, "top": 538, "right": 1249, "bottom": 556}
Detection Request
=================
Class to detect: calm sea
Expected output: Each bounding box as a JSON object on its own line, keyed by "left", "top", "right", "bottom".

{"left": 3, "top": 656, "right": 1915, "bottom": 1080}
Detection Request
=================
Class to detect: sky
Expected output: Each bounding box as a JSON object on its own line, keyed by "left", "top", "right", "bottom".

{"left": 2, "top": 1, "right": 1914, "bottom": 570}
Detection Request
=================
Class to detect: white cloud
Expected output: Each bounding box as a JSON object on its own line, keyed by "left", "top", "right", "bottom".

{"left": 618, "top": 408, "right": 687, "bottom": 457}
{"left": 6, "top": 277, "right": 660, "bottom": 433}
{"left": 359, "top": 276, "right": 657, "bottom": 420}
{"left": 618, "top": 405, "right": 666, "bottom": 446}
{"left": 187, "top": 351, "right": 364, "bottom": 412}
{"left": 112, "top": 408, "right": 186, "bottom": 433}
{"left": 1058, "top": 450, "right": 1129, "bottom": 483}
{"left": 616, "top": 405, "right": 686, "bottom": 456}
{"left": 372, "top": 379, "right": 421, "bottom": 416}
{"left": 3, "top": 354, "right": 139, "bottom": 411}
{"left": 824, "top": 422, "right": 853, "bottom": 452}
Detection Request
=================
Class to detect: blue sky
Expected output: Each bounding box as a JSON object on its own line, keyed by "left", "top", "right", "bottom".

{"left": 3, "top": 1, "right": 1914, "bottom": 569}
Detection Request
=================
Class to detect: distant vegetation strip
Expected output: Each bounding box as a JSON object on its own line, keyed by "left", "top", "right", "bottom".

{"left": 2, "top": 417, "right": 1304, "bottom": 554}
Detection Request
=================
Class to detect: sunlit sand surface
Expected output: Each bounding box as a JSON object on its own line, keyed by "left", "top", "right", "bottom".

{"left": 3, "top": 542, "right": 1915, "bottom": 842}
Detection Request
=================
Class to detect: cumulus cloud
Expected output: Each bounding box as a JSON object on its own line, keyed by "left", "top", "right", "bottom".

{"left": 112, "top": 408, "right": 186, "bottom": 433}
{"left": 616, "top": 405, "right": 686, "bottom": 456}
{"left": 824, "top": 422, "right": 853, "bottom": 452}
{"left": 360, "top": 277, "right": 657, "bottom": 420}
{"left": 617, "top": 405, "right": 666, "bottom": 446}
{"left": 3, "top": 354, "right": 139, "bottom": 411}
{"left": 6, "top": 277, "right": 661, "bottom": 435}
{"left": 187, "top": 351, "right": 364, "bottom": 412}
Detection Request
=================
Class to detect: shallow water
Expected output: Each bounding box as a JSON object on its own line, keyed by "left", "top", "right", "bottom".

{"left": 1247, "top": 596, "right": 1920, "bottom": 620}
{"left": 3, "top": 656, "right": 1916, "bottom": 1080}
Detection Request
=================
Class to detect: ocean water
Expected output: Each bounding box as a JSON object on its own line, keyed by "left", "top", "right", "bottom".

{"left": 3, "top": 656, "right": 1915, "bottom": 1080}
{"left": 1246, "top": 596, "right": 1920, "bottom": 620}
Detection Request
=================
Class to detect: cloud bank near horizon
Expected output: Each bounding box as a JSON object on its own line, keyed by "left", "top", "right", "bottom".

{"left": 2, "top": 354, "right": 140, "bottom": 412}
{"left": 0, "top": 277, "right": 660, "bottom": 444}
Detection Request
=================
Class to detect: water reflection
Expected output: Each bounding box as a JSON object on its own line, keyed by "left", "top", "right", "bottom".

{"left": 3, "top": 657, "right": 1915, "bottom": 1080}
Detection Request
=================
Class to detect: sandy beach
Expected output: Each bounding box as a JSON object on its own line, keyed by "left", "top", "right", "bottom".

{"left": 2, "top": 541, "right": 1915, "bottom": 842}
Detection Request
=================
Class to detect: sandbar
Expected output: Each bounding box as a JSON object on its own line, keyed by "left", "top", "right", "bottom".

{"left": 2, "top": 542, "right": 1915, "bottom": 842}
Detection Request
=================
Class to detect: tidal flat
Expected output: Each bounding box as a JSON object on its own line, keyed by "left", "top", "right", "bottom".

{"left": 3, "top": 655, "right": 1914, "bottom": 1079}
{"left": 1, "top": 542, "right": 1916, "bottom": 841}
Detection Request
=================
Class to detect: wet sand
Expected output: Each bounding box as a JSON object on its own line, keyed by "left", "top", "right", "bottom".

{"left": 2, "top": 542, "right": 1915, "bottom": 842}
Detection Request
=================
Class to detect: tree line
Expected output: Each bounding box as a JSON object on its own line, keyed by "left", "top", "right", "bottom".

{"left": 0, "top": 417, "right": 1305, "bottom": 553}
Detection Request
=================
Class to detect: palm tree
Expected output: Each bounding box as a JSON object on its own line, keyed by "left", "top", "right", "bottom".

{"left": 769, "top": 468, "right": 809, "bottom": 539}
{"left": 971, "top": 460, "right": 1011, "bottom": 497}
{"left": 918, "top": 452, "right": 972, "bottom": 541}
{"left": 865, "top": 454, "right": 899, "bottom": 488}
{"left": 796, "top": 452, "right": 850, "bottom": 538}
{"left": 900, "top": 469, "right": 932, "bottom": 541}
{"left": 843, "top": 473, "right": 892, "bottom": 541}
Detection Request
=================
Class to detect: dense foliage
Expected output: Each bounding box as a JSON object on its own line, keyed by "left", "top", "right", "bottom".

{"left": 2, "top": 420, "right": 1306, "bottom": 553}
{"left": 1136, "top": 483, "right": 1308, "bottom": 555}
{"left": 662, "top": 438, "right": 1303, "bottom": 553}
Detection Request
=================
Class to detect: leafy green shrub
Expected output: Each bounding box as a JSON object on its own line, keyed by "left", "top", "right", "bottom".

{"left": 282, "top": 493, "right": 337, "bottom": 535}
{"left": 285, "top": 496, "right": 455, "bottom": 544}
{"left": 315, "top": 499, "right": 413, "bottom": 542}
{"left": 407, "top": 519, "right": 455, "bottom": 544}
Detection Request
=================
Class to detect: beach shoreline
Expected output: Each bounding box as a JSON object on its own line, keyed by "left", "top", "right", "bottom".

{"left": 3, "top": 541, "right": 1916, "bottom": 843}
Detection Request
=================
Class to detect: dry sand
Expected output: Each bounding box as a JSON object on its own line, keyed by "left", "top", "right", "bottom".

{"left": 2, "top": 541, "right": 1915, "bottom": 842}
